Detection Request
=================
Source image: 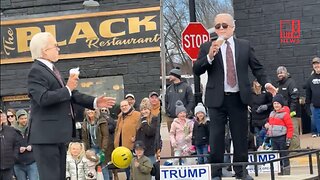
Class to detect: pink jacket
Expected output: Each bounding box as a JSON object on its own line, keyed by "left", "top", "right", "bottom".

{"left": 169, "top": 118, "right": 194, "bottom": 151}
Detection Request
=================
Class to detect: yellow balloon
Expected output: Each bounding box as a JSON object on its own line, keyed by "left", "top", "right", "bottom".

{"left": 111, "top": 146, "right": 133, "bottom": 169}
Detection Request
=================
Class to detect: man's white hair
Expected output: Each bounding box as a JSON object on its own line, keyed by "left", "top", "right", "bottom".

{"left": 29, "top": 32, "right": 53, "bottom": 60}
{"left": 215, "top": 13, "right": 235, "bottom": 26}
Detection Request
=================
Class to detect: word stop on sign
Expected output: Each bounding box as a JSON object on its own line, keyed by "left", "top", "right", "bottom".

{"left": 183, "top": 34, "right": 209, "bottom": 48}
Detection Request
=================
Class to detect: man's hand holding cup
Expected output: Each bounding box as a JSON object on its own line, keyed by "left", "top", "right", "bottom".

{"left": 208, "top": 36, "right": 225, "bottom": 60}
{"left": 66, "top": 67, "right": 80, "bottom": 91}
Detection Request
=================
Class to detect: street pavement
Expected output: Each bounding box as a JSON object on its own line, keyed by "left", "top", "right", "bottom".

{"left": 116, "top": 121, "right": 319, "bottom": 180}
{"left": 159, "top": 121, "right": 320, "bottom": 180}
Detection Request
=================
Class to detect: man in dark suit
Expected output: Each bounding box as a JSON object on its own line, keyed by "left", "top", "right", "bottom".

{"left": 27, "top": 32, "right": 116, "bottom": 180}
{"left": 193, "top": 13, "right": 276, "bottom": 180}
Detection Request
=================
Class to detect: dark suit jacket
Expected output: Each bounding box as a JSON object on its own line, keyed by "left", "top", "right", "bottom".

{"left": 27, "top": 60, "right": 95, "bottom": 144}
{"left": 193, "top": 38, "right": 269, "bottom": 108}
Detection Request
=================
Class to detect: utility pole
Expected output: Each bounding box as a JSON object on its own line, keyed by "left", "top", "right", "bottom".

{"left": 189, "top": 0, "right": 202, "bottom": 105}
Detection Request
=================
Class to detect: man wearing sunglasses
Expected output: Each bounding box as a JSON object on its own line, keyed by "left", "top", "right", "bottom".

{"left": 193, "top": 13, "right": 277, "bottom": 180}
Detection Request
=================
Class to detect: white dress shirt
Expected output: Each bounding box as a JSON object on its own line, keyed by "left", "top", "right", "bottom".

{"left": 207, "top": 36, "right": 239, "bottom": 92}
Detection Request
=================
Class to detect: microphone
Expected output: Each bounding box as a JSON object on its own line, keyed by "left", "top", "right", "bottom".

{"left": 213, "top": 36, "right": 226, "bottom": 56}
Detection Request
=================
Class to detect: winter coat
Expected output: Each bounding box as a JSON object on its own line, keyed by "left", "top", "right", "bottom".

{"left": 305, "top": 73, "right": 320, "bottom": 108}
{"left": 0, "top": 125, "right": 19, "bottom": 170}
{"left": 277, "top": 76, "right": 299, "bottom": 112}
{"left": 114, "top": 110, "right": 141, "bottom": 150}
{"left": 130, "top": 155, "right": 153, "bottom": 180}
{"left": 192, "top": 119, "right": 209, "bottom": 146}
{"left": 169, "top": 118, "right": 194, "bottom": 152}
{"left": 82, "top": 115, "right": 110, "bottom": 162}
{"left": 66, "top": 155, "right": 90, "bottom": 180}
{"left": 100, "top": 112, "right": 116, "bottom": 163}
{"left": 15, "top": 126, "right": 36, "bottom": 165}
{"left": 165, "top": 81, "right": 194, "bottom": 117}
{"left": 250, "top": 91, "right": 273, "bottom": 127}
{"left": 136, "top": 116, "right": 158, "bottom": 156}
{"left": 266, "top": 106, "right": 293, "bottom": 139}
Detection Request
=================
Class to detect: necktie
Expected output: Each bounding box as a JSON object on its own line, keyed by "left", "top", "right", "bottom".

{"left": 225, "top": 41, "right": 236, "bottom": 87}
{"left": 52, "top": 65, "right": 75, "bottom": 119}
{"left": 52, "top": 65, "right": 64, "bottom": 86}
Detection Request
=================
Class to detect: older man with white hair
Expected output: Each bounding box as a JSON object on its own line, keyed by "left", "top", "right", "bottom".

{"left": 27, "top": 32, "right": 116, "bottom": 180}
{"left": 194, "top": 13, "right": 277, "bottom": 180}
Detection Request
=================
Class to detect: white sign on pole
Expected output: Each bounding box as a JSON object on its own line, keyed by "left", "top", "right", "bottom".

{"left": 160, "top": 164, "right": 211, "bottom": 180}
{"left": 247, "top": 153, "right": 280, "bottom": 173}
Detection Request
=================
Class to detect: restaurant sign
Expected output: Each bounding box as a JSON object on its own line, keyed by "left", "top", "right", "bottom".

{"left": 0, "top": 7, "right": 160, "bottom": 64}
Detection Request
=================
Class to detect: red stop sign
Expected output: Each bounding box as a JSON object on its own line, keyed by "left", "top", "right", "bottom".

{"left": 182, "top": 22, "right": 210, "bottom": 60}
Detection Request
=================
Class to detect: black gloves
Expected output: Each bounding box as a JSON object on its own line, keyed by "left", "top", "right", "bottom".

{"left": 256, "top": 104, "right": 268, "bottom": 113}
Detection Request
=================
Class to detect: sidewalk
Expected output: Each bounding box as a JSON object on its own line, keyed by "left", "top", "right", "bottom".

{"left": 160, "top": 121, "right": 320, "bottom": 179}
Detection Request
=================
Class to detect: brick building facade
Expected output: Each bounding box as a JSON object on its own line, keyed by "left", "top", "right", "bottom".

{"left": 233, "top": 0, "right": 320, "bottom": 132}
{"left": 0, "top": 0, "right": 161, "bottom": 116}
{"left": 233, "top": 0, "right": 320, "bottom": 93}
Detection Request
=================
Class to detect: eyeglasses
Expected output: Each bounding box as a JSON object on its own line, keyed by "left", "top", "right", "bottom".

{"left": 45, "top": 44, "right": 59, "bottom": 51}
{"left": 215, "top": 23, "right": 230, "bottom": 29}
{"left": 7, "top": 115, "right": 15, "bottom": 118}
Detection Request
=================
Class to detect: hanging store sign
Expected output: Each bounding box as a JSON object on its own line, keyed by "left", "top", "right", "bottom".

{"left": 0, "top": 7, "right": 160, "bottom": 64}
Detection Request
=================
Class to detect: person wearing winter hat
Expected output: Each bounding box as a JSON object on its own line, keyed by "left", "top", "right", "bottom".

{"left": 165, "top": 67, "right": 194, "bottom": 157}
{"left": 130, "top": 140, "right": 153, "bottom": 180}
{"left": 165, "top": 67, "right": 194, "bottom": 124}
{"left": 264, "top": 94, "right": 293, "bottom": 175}
{"left": 169, "top": 67, "right": 182, "bottom": 79}
{"left": 136, "top": 98, "right": 159, "bottom": 163}
{"left": 305, "top": 57, "right": 320, "bottom": 138}
{"left": 169, "top": 100, "right": 194, "bottom": 165}
{"left": 14, "top": 109, "right": 39, "bottom": 180}
{"left": 276, "top": 65, "right": 300, "bottom": 151}
{"left": 192, "top": 103, "right": 209, "bottom": 164}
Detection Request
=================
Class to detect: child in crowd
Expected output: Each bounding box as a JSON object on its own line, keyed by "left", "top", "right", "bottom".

{"left": 130, "top": 140, "right": 153, "bottom": 180}
{"left": 265, "top": 94, "right": 293, "bottom": 175}
{"left": 192, "top": 103, "right": 209, "bottom": 164}
{"left": 66, "top": 142, "right": 90, "bottom": 180}
{"left": 169, "top": 100, "right": 194, "bottom": 165}
{"left": 85, "top": 149, "right": 100, "bottom": 179}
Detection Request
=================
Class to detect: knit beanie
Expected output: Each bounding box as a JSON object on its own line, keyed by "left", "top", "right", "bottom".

{"left": 140, "top": 98, "right": 152, "bottom": 111}
{"left": 175, "top": 100, "right": 187, "bottom": 116}
{"left": 194, "top": 103, "right": 206, "bottom": 116}
{"left": 169, "top": 67, "right": 181, "bottom": 79}
{"left": 272, "top": 94, "right": 285, "bottom": 106}
{"left": 276, "top": 66, "right": 288, "bottom": 75}
{"left": 16, "top": 109, "right": 28, "bottom": 119}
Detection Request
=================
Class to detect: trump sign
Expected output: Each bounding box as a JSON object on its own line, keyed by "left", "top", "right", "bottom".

{"left": 160, "top": 164, "right": 211, "bottom": 180}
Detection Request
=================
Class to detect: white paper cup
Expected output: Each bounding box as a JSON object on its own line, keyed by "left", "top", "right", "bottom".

{"left": 69, "top": 67, "right": 80, "bottom": 78}
{"left": 216, "top": 36, "right": 225, "bottom": 47}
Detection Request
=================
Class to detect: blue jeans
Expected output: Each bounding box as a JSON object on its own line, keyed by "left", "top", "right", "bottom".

{"left": 14, "top": 162, "right": 39, "bottom": 180}
{"left": 125, "top": 166, "right": 130, "bottom": 180}
{"left": 148, "top": 155, "right": 156, "bottom": 164}
{"left": 254, "top": 127, "right": 266, "bottom": 147}
{"left": 313, "top": 107, "right": 320, "bottom": 134}
{"left": 102, "top": 165, "right": 110, "bottom": 180}
{"left": 92, "top": 146, "right": 110, "bottom": 180}
{"left": 310, "top": 104, "right": 317, "bottom": 134}
{"left": 196, "top": 145, "right": 208, "bottom": 164}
